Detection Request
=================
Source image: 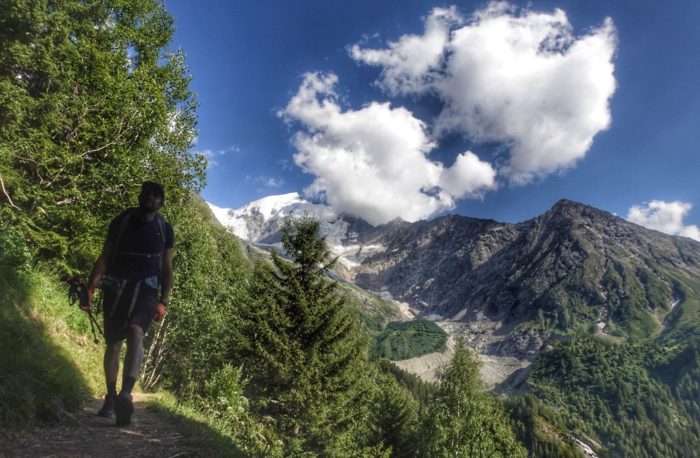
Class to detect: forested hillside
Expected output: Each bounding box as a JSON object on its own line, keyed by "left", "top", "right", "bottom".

{"left": 0, "top": 1, "right": 529, "bottom": 456}
{"left": 6, "top": 2, "right": 697, "bottom": 457}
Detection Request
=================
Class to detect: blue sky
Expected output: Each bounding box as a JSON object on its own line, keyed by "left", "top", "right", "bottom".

{"left": 165, "top": 0, "right": 699, "bottom": 237}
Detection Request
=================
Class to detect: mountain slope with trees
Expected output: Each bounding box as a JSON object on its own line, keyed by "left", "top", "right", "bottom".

{"left": 1, "top": 1, "right": 535, "bottom": 456}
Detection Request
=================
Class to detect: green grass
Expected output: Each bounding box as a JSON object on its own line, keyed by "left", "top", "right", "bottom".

{"left": 0, "top": 266, "right": 103, "bottom": 428}
{"left": 337, "top": 281, "right": 405, "bottom": 334}
{"left": 0, "top": 266, "right": 259, "bottom": 457}
{"left": 148, "top": 392, "right": 249, "bottom": 457}
{"left": 624, "top": 309, "right": 661, "bottom": 340}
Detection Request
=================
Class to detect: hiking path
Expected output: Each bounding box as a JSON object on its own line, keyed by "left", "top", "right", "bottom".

{"left": 1, "top": 393, "right": 196, "bottom": 458}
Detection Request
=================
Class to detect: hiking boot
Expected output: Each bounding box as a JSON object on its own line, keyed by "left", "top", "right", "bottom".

{"left": 97, "top": 394, "right": 116, "bottom": 418}
{"left": 114, "top": 392, "right": 134, "bottom": 426}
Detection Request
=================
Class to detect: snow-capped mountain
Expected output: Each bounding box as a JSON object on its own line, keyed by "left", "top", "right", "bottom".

{"left": 208, "top": 193, "right": 326, "bottom": 241}
{"left": 209, "top": 193, "right": 700, "bottom": 390}
{"left": 207, "top": 193, "right": 404, "bottom": 271}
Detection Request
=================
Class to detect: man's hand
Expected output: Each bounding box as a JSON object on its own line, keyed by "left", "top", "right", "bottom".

{"left": 154, "top": 302, "right": 166, "bottom": 322}
{"left": 79, "top": 287, "right": 94, "bottom": 312}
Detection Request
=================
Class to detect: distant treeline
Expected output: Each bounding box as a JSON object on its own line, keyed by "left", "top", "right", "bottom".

{"left": 371, "top": 319, "right": 448, "bottom": 360}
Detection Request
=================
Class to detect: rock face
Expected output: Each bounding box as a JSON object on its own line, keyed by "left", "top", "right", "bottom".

{"left": 211, "top": 195, "right": 700, "bottom": 382}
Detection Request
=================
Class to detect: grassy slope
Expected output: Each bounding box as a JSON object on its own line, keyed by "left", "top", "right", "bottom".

{"left": 0, "top": 266, "right": 103, "bottom": 428}
{"left": 0, "top": 266, "right": 247, "bottom": 456}
{"left": 337, "top": 281, "right": 406, "bottom": 334}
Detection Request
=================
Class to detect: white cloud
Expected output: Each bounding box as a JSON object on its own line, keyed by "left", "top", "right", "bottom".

{"left": 279, "top": 72, "right": 495, "bottom": 225}
{"left": 627, "top": 200, "right": 700, "bottom": 241}
{"left": 350, "top": 7, "right": 461, "bottom": 95}
{"left": 195, "top": 145, "right": 242, "bottom": 168}
{"left": 351, "top": 2, "right": 617, "bottom": 185}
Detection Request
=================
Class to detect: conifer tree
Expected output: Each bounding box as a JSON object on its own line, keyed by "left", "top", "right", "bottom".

{"left": 420, "top": 340, "right": 527, "bottom": 457}
{"left": 236, "top": 217, "right": 381, "bottom": 456}
{"left": 370, "top": 371, "right": 420, "bottom": 457}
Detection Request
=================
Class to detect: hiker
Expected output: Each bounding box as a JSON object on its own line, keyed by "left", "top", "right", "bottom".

{"left": 82, "top": 181, "right": 174, "bottom": 426}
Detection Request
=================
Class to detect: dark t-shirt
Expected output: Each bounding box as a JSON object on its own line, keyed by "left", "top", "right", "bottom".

{"left": 106, "top": 209, "right": 174, "bottom": 280}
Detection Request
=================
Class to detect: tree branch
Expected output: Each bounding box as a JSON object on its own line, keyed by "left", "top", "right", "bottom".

{"left": 0, "top": 175, "right": 20, "bottom": 210}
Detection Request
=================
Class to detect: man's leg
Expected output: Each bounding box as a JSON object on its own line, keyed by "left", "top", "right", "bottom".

{"left": 122, "top": 323, "right": 145, "bottom": 394}
{"left": 105, "top": 340, "right": 122, "bottom": 389}
{"left": 97, "top": 340, "right": 122, "bottom": 418}
{"left": 115, "top": 324, "right": 144, "bottom": 426}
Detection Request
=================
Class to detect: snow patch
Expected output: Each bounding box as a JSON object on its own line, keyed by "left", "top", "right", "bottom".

{"left": 208, "top": 192, "right": 338, "bottom": 242}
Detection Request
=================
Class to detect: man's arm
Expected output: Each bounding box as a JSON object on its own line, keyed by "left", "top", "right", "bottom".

{"left": 155, "top": 248, "right": 173, "bottom": 321}
{"left": 82, "top": 240, "right": 112, "bottom": 311}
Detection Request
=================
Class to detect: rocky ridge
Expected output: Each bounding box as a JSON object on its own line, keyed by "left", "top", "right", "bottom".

{"left": 210, "top": 195, "right": 700, "bottom": 385}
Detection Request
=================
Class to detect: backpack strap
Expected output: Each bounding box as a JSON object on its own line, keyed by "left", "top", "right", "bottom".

{"left": 107, "top": 209, "right": 134, "bottom": 274}
{"left": 155, "top": 213, "right": 166, "bottom": 279}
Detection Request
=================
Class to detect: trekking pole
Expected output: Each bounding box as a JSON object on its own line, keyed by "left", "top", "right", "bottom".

{"left": 65, "top": 276, "right": 104, "bottom": 343}
{"left": 86, "top": 307, "right": 104, "bottom": 343}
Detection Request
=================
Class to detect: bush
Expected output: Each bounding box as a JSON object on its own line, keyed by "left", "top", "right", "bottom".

{"left": 0, "top": 224, "right": 33, "bottom": 270}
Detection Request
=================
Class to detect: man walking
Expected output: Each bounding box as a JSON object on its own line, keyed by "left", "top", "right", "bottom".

{"left": 82, "top": 181, "right": 174, "bottom": 426}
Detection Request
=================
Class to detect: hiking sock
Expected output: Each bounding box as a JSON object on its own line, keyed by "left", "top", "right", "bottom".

{"left": 121, "top": 376, "right": 136, "bottom": 395}
{"left": 107, "top": 381, "right": 117, "bottom": 397}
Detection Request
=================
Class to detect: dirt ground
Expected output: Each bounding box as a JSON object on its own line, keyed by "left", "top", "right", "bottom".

{"left": 0, "top": 393, "right": 196, "bottom": 458}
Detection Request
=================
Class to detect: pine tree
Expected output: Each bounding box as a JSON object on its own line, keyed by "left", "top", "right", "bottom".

{"left": 370, "top": 371, "right": 420, "bottom": 457}
{"left": 420, "top": 340, "right": 527, "bottom": 457}
{"left": 236, "top": 217, "right": 381, "bottom": 456}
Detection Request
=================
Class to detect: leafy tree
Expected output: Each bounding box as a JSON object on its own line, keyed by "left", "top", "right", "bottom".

{"left": 376, "top": 359, "right": 437, "bottom": 411}
{"left": 235, "top": 217, "right": 381, "bottom": 456}
{"left": 420, "top": 340, "right": 526, "bottom": 457}
{"left": 504, "top": 395, "right": 585, "bottom": 458}
{"left": 0, "top": 0, "right": 204, "bottom": 271}
{"left": 371, "top": 319, "right": 447, "bottom": 360}
{"left": 141, "top": 194, "right": 250, "bottom": 393}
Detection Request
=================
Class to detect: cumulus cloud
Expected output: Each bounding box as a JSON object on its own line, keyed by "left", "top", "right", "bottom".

{"left": 350, "top": 7, "right": 461, "bottom": 95}
{"left": 627, "top": 200, "right": 700, "bottom": 241}
{"left": 351, "top": 2, "right": 618, "bottom": 185}
{"left": 279, "top": 72, "right": 495, "bottom": 225}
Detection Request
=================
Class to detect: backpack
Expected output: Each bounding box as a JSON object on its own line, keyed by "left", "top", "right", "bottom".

{"left": 107, "top": 208, "right": 167, "bottom": 277}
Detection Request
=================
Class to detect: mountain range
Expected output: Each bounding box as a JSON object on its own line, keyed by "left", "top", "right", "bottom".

{"left": 209, "top": 193, "right": 700, "bottom": 388}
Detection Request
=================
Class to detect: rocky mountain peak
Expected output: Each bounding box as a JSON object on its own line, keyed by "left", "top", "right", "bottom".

{"left": 209, "top": 193, "right": 700, "bottom": 387}
{"left": 545, "top": 198, "right": 615, "bottom": 222}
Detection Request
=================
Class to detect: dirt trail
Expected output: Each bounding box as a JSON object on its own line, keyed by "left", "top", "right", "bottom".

{"left": 0, "top": 393, "right": 196, "bottom": 458}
